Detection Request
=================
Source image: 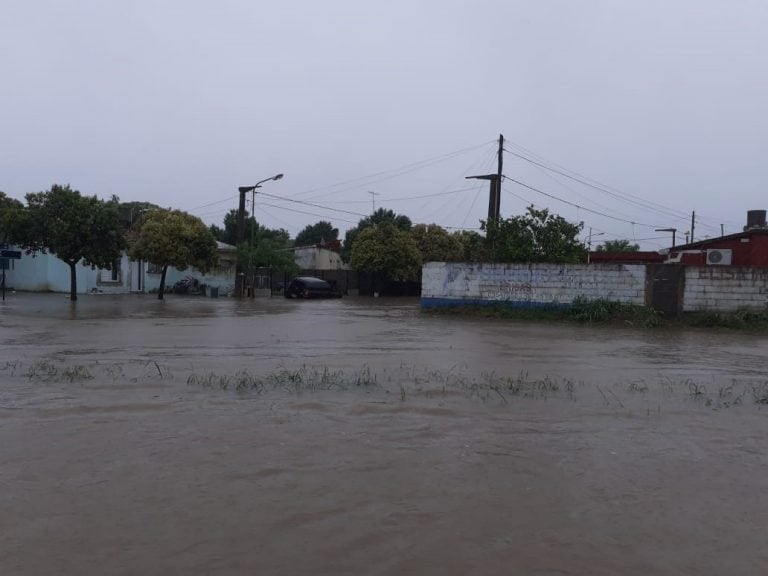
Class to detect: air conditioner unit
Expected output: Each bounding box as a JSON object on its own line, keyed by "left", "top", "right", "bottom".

{"left": 706, "top": 249, "right": 732, "bottom": 265}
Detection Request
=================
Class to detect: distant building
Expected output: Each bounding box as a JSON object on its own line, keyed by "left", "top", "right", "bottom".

{"left": 291, "top": 241, "right": 348, "bottom": 270}
{"left": 664, "top": 210, "right": 768, "bottom": 267}
{"left": 589, "top": 210, "right": 768, "bottom": 268}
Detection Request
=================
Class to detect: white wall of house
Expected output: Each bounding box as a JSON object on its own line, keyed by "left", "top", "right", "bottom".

{"left": 5, "top": 251, "right": 132, "bottom": 293}
{"left": 421, "top": 262, "right": 647, "bottom": 308}
{"left": 293, "top": 246, "right": 347, "bottom": 270}
{"left": 5, "top": 246, "right": 236, "bottom": 295}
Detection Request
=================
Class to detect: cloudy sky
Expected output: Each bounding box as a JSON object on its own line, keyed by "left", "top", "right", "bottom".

{"left": 2, "top": 1, "right": 766, "bottom": 248}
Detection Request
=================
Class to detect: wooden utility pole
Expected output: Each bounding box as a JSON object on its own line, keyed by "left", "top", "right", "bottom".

{"left": 235, "top": 188, "right": 248, "bottom": 296}
{"left": 469, "top": 134, "right": 505, "bottom": 225}
{"left": 495, "top": 134, "right": 504, "bottom": 221}
{"left": 690, "top": 210, "right": 696, "bottom": 243}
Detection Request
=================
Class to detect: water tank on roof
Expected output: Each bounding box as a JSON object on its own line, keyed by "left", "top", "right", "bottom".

{"left": 745, "top": 210, "right": 767, "bottom": 230}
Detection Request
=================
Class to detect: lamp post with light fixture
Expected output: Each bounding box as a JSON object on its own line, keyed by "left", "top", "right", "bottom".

{"left": 235, "top": 174, "right": 284, "bottom": 297}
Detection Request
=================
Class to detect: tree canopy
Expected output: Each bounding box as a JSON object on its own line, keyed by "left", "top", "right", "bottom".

{"left": 410, "top": 223, "right": 464, "bottom": 263}
{"left": 210, "top": 208, "right": 290, "bottom": 247}
{"left": 237, "top": 237, "right": 298, "bottom": 275}
{"left": 596, "top": 239, "right": 640, "bottom": 252}
{"left": 349, "top": 223, "right": 422, "bottom": 282}
{"left": 294, "top": 220, "right": 339, "bottom": 247}
{"left": 484, "top": 206, "right": 586, "bottom": 264}
{"left": 130, "top": 209, "right": 218, "bottom": 299}
{"left": 0, "top": 191, "right": 24, "bottom": 244}
{"left": 19, "top": 184, "right": 126, "bottom": 300}
{"left": 452, "top": 230, "right": 488, "bottom": 262}
{"left": 116, "top": 200, "right": 162, "bottom": 232}
{"left": 343, "top": 208, "right": 412, "bottom": 262}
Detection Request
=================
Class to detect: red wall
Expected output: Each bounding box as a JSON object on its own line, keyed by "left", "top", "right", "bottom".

{"left": 677, "top": 234, "right": 768, "bottom": 267}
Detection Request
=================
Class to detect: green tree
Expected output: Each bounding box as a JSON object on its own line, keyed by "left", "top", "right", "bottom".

{"left": 596, "top": 239, "right": 640, "bottom": 252}
{"left": 342, "top": 208, "right": 412, "bottom": 262}
{"left": 350, "top": 223, "right": 422, "bottom": 282}
{"left": 210, "top": 209, "right": 290, "bottom": 246}
{"left": 484, "top": 206, "right": 586, "bottom": 263}
{"left": 20, "top": 184, "right": 126, "bottom": 301}
{"left": 453, "top": 230, "right": 488, "bottom": 262}
{"left": 130, "top": 209, "right": 218, "bottom": 300}
{"left": 116, "top": 201, "right": 162, "bottom": 232}
{"left": 410, "top": 223, "right": 464, "bottom": 263}
{"left": 0, "top": 191, "right": 24, "bottom": 243}
{"left": 237, "top": 237, "right": 298, "bottom": 275}
{"left": 294, "top": 220, "right": 339, "bottom": 247}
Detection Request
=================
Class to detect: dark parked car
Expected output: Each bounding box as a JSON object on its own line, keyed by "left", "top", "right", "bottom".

{"left": 284, "top": 276, "right": 342, "bottom": 299}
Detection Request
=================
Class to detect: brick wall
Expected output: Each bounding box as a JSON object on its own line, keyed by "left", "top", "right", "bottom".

{"left": 421, "top": 262, "right": 647, "bottom": 308}
{"left": 683, "top": 267, "right": 768, "bottom": 311}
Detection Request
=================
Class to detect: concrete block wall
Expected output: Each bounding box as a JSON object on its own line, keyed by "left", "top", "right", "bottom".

{"left": 421, "top": 262, "right": 647, "bottom": 308}
{"left": 683, "top": 267, "right": 768, "bottom": 311}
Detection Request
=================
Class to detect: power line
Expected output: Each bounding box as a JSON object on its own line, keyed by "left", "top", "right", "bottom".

{"left": 503, "top": 140, "right": 726, "bottom": 234}
{"left": 291, "top": 140, "right": 496, "bottom": 201}
{"left": 187, "top": 194, "right": 238, "bottom": 212}
{"left": 257, "top": 201, "right": 358, "bottom": 225}
{"left": 502, "top": 177, "right": 666, "bottom": 229}
{"left": 258, "top": 192, "right": 368, "bottom": 218}
{"left": 504, "top": 147, "right": 690, "bottom": 221}
{"left": 311, "top": 185, "right": 480, "bottom": 204}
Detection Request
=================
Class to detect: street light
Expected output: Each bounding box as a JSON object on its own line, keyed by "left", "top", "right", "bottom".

{"left": 236, "top": 174, "right": 284, "bottom": 297}
{"left": 586, "top": 227, "right": 604, "bottom": 264}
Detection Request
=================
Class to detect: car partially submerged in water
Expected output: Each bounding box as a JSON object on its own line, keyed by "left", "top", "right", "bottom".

{"left": 284, "top": 276, "right": 342, "bottom": 299}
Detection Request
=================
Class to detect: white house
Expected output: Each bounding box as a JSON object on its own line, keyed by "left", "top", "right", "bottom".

{"left": 4, "top": 241, "right": 237, "bottom": 295}
{"left": 292, "top": 245, "right": 348, "bottom": 270}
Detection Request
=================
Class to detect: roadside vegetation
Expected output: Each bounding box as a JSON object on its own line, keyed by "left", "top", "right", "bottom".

{"left": 9, "top": 358, "right": 768, "bottom": 411}
{"left": 681, "top": 308, "right": 768, "bottom": 330}
{"left": 425, "top": 299, "right": 768, "bottom": 331}
{"left": 425, "top": 297, "right": 660, "bottom": 328}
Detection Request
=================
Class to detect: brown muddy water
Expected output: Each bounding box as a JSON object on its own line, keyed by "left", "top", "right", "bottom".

{"left": 1, "top": 293, "right": 767, "bottom": 575}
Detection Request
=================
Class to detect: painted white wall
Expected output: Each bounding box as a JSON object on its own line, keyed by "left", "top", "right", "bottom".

{"left": 293, "top": 247, "right": 347, "bottom": 270}
{"left": 6, "top": 247, "right": 235, "bottom": 295}
{"left": 421, "top": 262, "right": 647, "bottom": 307}
{"left": 5, "top": 251, "right": 131, "bottom": 293}
{"left": 683, "top": 267, "right": 768, "bottom": 311}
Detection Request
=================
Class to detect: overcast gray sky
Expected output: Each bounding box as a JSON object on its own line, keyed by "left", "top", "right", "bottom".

{"left": 2, "top": 1, "right": 767, "bottom": 248}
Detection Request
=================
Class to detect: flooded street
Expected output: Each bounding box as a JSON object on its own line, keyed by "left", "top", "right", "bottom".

{"left": 1, "top": 293, "right": 767, "bottom": 575}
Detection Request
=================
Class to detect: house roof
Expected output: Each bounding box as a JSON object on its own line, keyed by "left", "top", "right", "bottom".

{"left": 216, "top": 241, "right": 237, "bottom": 252}
{"left": 669, "top": 228, "right": 768, "bottom": 251}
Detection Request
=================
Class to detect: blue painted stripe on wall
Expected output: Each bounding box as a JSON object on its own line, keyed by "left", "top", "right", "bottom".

{"left": 420, "top": 297, "right": 570, "bottom": 310}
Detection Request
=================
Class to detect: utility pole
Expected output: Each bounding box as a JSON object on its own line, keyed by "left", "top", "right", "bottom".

{"left": 236, "top": 174, "right": 284, "bottom": 297}
{"left": 495, "top": 133, "right": 503, "bottom": 222}
{"left": 720, "top": 223, "right": 724, "bottom": 237}
{"left": 690, "top": 210, "right": 695, "bottom": 244}
{"left": 467, "top": 134, "right": 505, "bottom": 224}
{"left": 367, "top": 191, "right": 379, "bottom": 214}
{"left": 235, "top": 188, "right": 248, "bottom": 296}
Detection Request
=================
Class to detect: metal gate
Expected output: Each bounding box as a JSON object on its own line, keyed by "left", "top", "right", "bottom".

{"left": 646, "top": 264, "right": 685, "bottom": 316}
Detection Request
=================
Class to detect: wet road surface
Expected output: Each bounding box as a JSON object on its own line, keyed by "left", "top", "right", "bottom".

{"left": 1, "top": 293, "right": 767, "bottom": 575}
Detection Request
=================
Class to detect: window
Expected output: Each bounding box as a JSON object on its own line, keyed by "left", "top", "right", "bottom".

{"left": 98, "top": 259, "right": 121, "bottom": 283}
{"left": 147, "top": 262, "right": 163, "bottom": 274}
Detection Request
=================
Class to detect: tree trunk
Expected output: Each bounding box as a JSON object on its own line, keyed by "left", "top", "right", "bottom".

{"left": 158, "top": 265, "right": 168, "bottom": 300}
{"left": 68, "top": 261, "right": 78, "bottom": 301}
